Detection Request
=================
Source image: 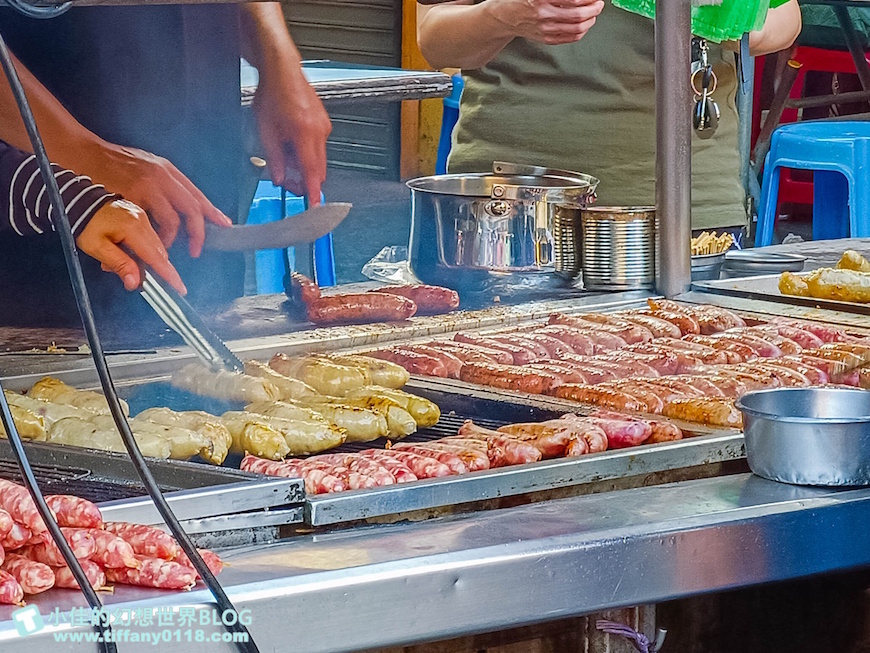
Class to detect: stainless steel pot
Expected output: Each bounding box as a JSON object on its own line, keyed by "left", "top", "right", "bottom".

{"left": 407, "top": 164, "right": 598, "bottom": 292}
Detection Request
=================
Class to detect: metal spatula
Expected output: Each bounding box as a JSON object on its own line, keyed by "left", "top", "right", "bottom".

{"left": 140, "top": 268, "right": 243, "bottom": 372}
{"left": 203, "top": 202, "right": 351, "bottom": 252}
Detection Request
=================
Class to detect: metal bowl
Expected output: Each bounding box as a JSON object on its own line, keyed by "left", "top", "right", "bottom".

{"left": 736, "top": 387, "right": 870, "bottom": 486}
{"left": 690, "top": 252, "right": 726, "bottom": 281}
{"left": 720, "top": 251, "right": 806, "bottom": 279}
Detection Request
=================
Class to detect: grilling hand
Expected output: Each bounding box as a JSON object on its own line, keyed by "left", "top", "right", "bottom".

{"left": 253, "top": 61, "right": 331, "bottom": 206}
{"left": 76, "top": 199, "right": 187, "bottom": 295}
{"left": 489, "top": 0, "right": 604, "bottom": 45}
{"left": 78, "top": 143, "right": 233, "bottom": 258}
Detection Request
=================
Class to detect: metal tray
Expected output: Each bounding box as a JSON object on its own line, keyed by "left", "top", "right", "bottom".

{"left": 693, "top": 273, "right": 870, "bottom": 315}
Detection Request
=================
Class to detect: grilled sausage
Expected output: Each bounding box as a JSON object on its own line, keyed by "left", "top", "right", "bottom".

{"left": 387, "top": 445, "right": 468, "bottom": 474}
{"left": 662, "top": 397, "right": 743, "bottom": 428}
{"left": 758, "top": 325, "right": 823, "bottom": 350}
{"left": 361, "top": 450, "right": 454, "bottom": 479}
{"left": 553, "top": 385, "right": 647, "bottom": 413}
{"left": 369, "top": 284, "right": 459, "bottom": 314}
{"left": 172, "top": 364, "right": 281, "bottom": 404}
{"left": 453, "top": 332, "right": 540, "bottom": 364}
{"left": 602, "top": 381, "right": 666, "bottom": 413}
{"left": 459, "top": 362, "right": 561, "bottom": 394}
{"left": 507, "top": 332, "right": 572, "bottom": 358}
{"left": 548, "top": 313, "right": 652, "bottom": 344}
{"left": 367, "top": 347, "right": 448, "bottom": 377}
{"left": 600, "top": 351, "right": 678, "bottom": 376}
{"left": 532, "top": 325, "right": 597, "bottom": 356}
{"left": 618, "top": 313, "right": 682, "bottom": 339}
{"left": 269, "top": 353, "right": 371, "bottom": 395}
{"left": 735, "top": 363, "right": 811, "bottom": 387}
{"left": 712, "top": 332, "right": 782, "bottom": 358}
{"left": 770, "top": 358, "right": 830, "bottom": 385}
{"left": 769, "top": 318, "right": 850, "bottom": 343}
{"left": 637, "top": 309, "right": 701, "bottom": 336}
{"left": 28, "top": 377, "right": 129, "bottom": 416}
{"left": 395, "top": 442, "right": 490, "bottom": 471}
{"left": 384, "top": 345, "right": 463, "bottom": 379}
{"left": 565, "top": 412, "right": 650, "bottom": 449}
{"left": 682, "top": 334, "right": 755, "bottom": 363}
{"left": 286, "top": 272, "right": 321, "bottom": 305}
{"left": 591, "top": 410, "right": 683, "bottom": 445}
{"left": 436, "top": 340, "right": 514, "bottom": 365}
{"left": 243, "top": 361, "right": 321, "bottom": 400}
{"left": 489, "top": 335, "right": 550, "bottom": 361}
{"left": 454, "top": 421, "right": 543, "bottom": 465}
{"left": 325, "top": 354, "right": 411, "bottom": 389}
{"left": 307, "top": 292, "right": 417, "bottom": 325}
{"left": 524, "top": 363, "right": 591, "bottom": 384}
{"left": 353, "top": 451, "right": 418, "bottom": 483}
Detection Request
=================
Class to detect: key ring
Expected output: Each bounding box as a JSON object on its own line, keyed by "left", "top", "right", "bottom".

{"left": 690, "top": 67, "right": 718, "bottom": 96}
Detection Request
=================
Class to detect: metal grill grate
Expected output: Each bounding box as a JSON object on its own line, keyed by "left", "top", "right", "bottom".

{"left": 327, "top": 413, "right": 508, "bottom": 454}
{"left": 0, "top": 459, "right": 90, "bottom": 485}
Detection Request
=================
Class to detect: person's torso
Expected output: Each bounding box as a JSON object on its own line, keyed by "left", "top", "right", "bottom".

{"left": 0, "top": 6, "right": 246, "bottom": 330}
{"left": 449, "top": 2, "right": 746, "bottom": 229}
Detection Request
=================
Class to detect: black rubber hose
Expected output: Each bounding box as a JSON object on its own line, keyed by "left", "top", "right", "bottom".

{"left": 0, "top": 383, "right": 117, "bottom": 653}
{"left": 5, "top": 0, "right": 71, "bottom": 19}
{"left": 0, "top": 32, "right": 259, "bottom": 653}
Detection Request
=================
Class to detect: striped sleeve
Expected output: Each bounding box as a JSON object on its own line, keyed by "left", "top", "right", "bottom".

{"left": 0, "top": 140, "right": 119, "bottom": 237}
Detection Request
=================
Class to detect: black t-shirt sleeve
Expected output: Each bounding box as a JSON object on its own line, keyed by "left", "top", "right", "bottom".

{"left": 0, "top": 140, "right": 119, "bottom": 237}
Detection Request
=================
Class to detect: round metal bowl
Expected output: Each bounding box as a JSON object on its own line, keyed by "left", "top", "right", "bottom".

{"left": 736, "top": 387, "right": 870, "bottom": 486}
{"left": 720, "top": 251, "right": 806, "bottom": 279}
{"left": 690, "top": 252, "right": 726, "bottom": 281}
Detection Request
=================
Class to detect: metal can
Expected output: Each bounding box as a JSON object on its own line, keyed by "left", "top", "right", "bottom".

{"left": 580, "top": 206, "right": 656, "bottom": 291}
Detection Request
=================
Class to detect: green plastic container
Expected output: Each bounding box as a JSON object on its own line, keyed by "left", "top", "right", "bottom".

{"left": 612, "top": 0, "right": 770, "bottom": 43}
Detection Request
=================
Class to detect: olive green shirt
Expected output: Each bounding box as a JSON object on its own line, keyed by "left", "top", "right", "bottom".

{"left": 448, "top": 3, "right": 746, "bottom": 230}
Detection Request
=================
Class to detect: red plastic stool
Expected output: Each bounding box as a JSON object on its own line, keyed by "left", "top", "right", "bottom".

{"left": 752, "top": 46, "right": 870, "bottom": 213}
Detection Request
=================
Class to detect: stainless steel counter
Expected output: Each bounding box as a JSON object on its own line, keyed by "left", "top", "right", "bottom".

{"left": 1, "top": 473, "right": 867, "bottom": 652}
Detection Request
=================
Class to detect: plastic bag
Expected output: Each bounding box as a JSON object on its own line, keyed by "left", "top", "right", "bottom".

{"left": 611, "top": 0, "right": 769, "bottom": 43}
{"left": 361, "top": 246, "right": 420, "bottom": 284}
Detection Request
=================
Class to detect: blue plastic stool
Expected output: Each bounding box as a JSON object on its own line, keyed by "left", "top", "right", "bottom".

{"left": 756, "top": 121, "right": 870, "bottom": 246}
{"left": 435, "top": 74, "right": 464, "bottom": 175}
{"left": 246, "top": 182, "right": 336, "bottom": 293}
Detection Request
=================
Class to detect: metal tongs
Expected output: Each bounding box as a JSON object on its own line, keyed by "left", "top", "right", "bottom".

{"left": 140, "top": 268, "right": 243, "bottom": 372}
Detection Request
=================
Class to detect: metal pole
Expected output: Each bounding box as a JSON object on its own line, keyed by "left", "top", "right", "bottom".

{"left": 655, "top": 0, "right": 693, "bottom": 297}
{"left": 737, "top": 38, "right": 755, "bottom": 210}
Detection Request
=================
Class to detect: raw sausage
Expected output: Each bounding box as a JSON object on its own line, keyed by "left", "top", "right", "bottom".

{"left": 174, "top": 549, "right": 224, "bottom": 577}
{"left": 548, "top": 313, "right": 652, "bottom": 344}
{"left": 3, "top": 553, "right": 54, "bottom": 594}
{"left": 636, "top": 309, "right": 701, "bottom": 336}
{"left": 104, "top": 522, "right": 182, "bottom": 560}
{"left": 618, "top": 313, "right": 682, "bottom": 339}
{"left": 383, "top": 345, "right": 463, "bottom": 379}
{"left": 361, "top": 450, "right": 454, "bottom": 479}
{"left": 53, "top": 559, "right": 106, "bottom": 590}
{"left": 45, "top": 495, "right": 103, "bottom": 530}
{"left": 435, "top": 341, "right": 514, "bottom": 365}
{"left": 370, "top": 284, "right": 459, "bottom": 314}
{"left": 307, "top": 292, "right": 417, "bottom": 325}
{"left": 453, "top": 332, "right": 542, "bottom": 364}
{"left": 532, "top": 325, "right": 597, "bottom": 356}
{"left": 387, "top": 445, "right": 468, "bottom": 474}
{"left": 0, "top": 479, "right": 51, "bottom": 533}
{"left": 0, "top": 570, "right": 23, "bottom": 604}
{"left": 105, "top": 556, "right": 197, "bottom": 590}
{"left": 69, "top": 529, "right": 138, "bottom": 569}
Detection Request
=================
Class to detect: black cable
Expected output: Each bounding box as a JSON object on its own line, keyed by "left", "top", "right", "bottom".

{"left": 0, "top": 385, "right": 117, "bottom": 653}
{"left": 0, "top": 33, "right": 259, "bottom": 653}
{"left": 5, "top": 0, "right": 71, "bottom": 20}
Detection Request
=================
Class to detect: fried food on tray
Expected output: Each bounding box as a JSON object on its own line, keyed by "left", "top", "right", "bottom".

{"left": 269, "top": 353, "right": 370, "bottom": 396}
{"left": 837, "top": 249, "right": 870, "bottom": 273}
{"left": 47, "top": 416, "right": 172, "bottom": 459}
{"left": 343, "top": 386, "right": 440, "bottom": 428}
{"left": 252, "top": 399, "right": 388, "bottom": 442}
{"left": 171, "top": 364, "right": 281, "bottom": 404}
{"left": 778, "top": 271, "right": 810, "bottom": 297}
{"left": 0, "top": 405, "right": 46, "bottom": 441}
{"left": 325, "top": 354, "right": 410, "bottom": 389}
{"left": 691, "top": 231, "right": 734, "bottom": 256}
{"left": 781, "top": 266, "right": 870, "bottom": 303}
{"left": 136, "top": 408, "right": 231, "bottom": 465}
{"left": 220, "top": 412, "right": 292, "bottom": 460}
{"left": 28, "top": 377, "right": 129, "bottom": 416}
{"left": 243, "top": 361, "right": 320, "bottom": 401}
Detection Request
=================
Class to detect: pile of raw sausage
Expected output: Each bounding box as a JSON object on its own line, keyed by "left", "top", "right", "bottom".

{"left": 287, "top": 273, "right": 460, "bottom": 326}
{"left": 0, "top": 480, "right": 222, "bottom": 603}
{"left": 364, "top": 300, "right": 870, "bottom": 428}
{"left": 241, "top": 410, "right": 683, "bottom": 494}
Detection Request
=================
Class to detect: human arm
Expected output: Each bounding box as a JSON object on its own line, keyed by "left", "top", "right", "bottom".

{"left": 416, "top": 0, "right": 604, "bottom": 71}
{"left": 724, "top": 0, "right": 802, "bottom": 56}
{"left": 239, "top": 3, "right": 331, "bottom": 205}
{"left": 0, "top": 51, "right": 232, "bottom": 258}
{"left": 0, "top": 140, "right": 184, "bottom": 293}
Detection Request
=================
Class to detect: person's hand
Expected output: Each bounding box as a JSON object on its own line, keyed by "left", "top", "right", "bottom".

{"left": 253, "top": 64, "right": 332, "bottom": 205}
{"left": 76, "top": 199, "right": 187, "bottom": 295}
{"left": 485, "top": 0, "right": 604, "bottom": 45}
{"left": 78, "top": 143, "right": 233, "bottom": 258}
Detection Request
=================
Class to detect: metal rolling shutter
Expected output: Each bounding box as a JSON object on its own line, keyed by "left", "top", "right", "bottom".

{"left": 282, "top": 0, "right": 403, "bottom": 179}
